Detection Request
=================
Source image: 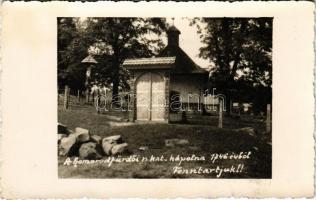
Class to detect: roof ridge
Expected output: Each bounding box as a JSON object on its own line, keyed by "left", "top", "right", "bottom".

{"left": 125, "top": 56, "right": 175, "bottom": 60}
{"left": 123, "top": 56, "right": 176, "bottom": 66}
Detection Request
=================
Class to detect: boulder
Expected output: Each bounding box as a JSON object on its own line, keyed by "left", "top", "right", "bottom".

{"left": 79, "top": 142, "right": 101, "bottom": 160}
{"left": 76, "top": 134, "right": 90, "bottom": 143}
{"left": 103, "top": 135, "right": 123, "bottom": 144}
{"left": 111, "top": 143, "right": 129, "bottom": 155}
{"left": 102, "top": 140, "right": 115, "bottom": 155}
{"left": 177, "top": 139, "right": 189, "bottom": 145}
{"left": 237, "top": 127, "right": 256, "bottom": 136}
{"left": 165, "top": 139, "right": 189, "bottom": 147}
{"left": 101, "top": 135, "right": 123, "bottom": 155}
{"left": 59, "top": 133, "right": 77, "bottom": 156}
{"left": 58, "top": 123, "right": 69, "bottom": 135}
{"left": 75, "top": 127, "right": 90, "bottom": 143}
{"left": 75, "top": 127, "right": 89, "bottom": 135}
{"left": 90, "top": 134, "right": 102, "bottom": 144}
{"left": 58, "top": 134, "right": 67, "bottom": 144}
{"left": 139, "top": 146, "right": 149, "bottom": 151}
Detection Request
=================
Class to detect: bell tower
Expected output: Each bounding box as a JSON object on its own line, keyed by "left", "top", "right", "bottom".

{"left": 167, "top": 25, "right": 181, "bottom": 47}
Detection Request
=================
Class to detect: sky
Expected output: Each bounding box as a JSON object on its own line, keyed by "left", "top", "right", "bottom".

{"left": 164, "top": 18, "right": 210, "bottom": 69}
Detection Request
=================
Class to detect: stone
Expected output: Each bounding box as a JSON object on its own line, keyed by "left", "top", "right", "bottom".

{"left": 79, "top": 142, "right": 101, "bottom": 160}
{"left": 101, "top": 135, "right": 124, "bottom": 155}
{"left": 90, "top": 134, "right": 102, "bottom": 144}
{"left": 58, "top": 123, "right": 69, "bottom": 135}
{"left": 165, "top": 139, "right": 189, "bottom": 147}
{"left": 102, "top": 140, "right": 115, "bottom": 155}
{"left": 59, "top": 133, "right": 77, "bottom": 156}
{"left": 76, "top": 134, "right": 90, "bottom": 143}
{"left": 58, "top": 134, "right": 67, "bottom": 144}
{"left": 177, "top": 139, "right": 189, "bottom": 145}
{"left": 75, "top": 127, "right": 90, "bottom": 143}
{"left": 103, "top": 135, "right": 123, "bottom": 144}
{"left": 139, "top": 146, "right": 149, "bottom": 151}
{"left": 111, "top": 143, "right": 129, "bottom": 155}
{"left": 75, "top": 127, "right": 89, "bottom": 135}
{"left": 237, "top": 127, "right": 256, "bottom": 136}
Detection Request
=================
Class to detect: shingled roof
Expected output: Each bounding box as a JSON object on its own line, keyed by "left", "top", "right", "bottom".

{"left": 124, "top": 56, "right": 175, "bottom": 66}
{"left": 157, "top": 45, "right": 207, "bottom": 74}
{"left": 123, "top": 57, "right": 176, "bottom": 70}
{"left": 123, "top": 25, "right": 208, "bottom": 75}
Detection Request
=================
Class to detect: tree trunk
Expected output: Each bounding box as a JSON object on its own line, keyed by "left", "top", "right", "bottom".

{"left": 112, "top": 78, "right": 119, "bottom": 99}
{"left": 112, "top": 57, "right": 120, "bottom": 103}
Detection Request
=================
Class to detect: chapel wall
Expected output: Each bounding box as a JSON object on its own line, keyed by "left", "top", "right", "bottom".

{"left": 170, "top": 75, "right": 204, "bottom": 104}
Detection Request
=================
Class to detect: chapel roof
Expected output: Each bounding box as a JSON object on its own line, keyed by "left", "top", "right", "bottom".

{"left": 157, "top": 45, "right": 207, "bottom": 74}
{"left": 123, "top": 57, "right": 176, "bottom": 69}
{"left": 123, "top": 25, "right": 208, "bottom": 75}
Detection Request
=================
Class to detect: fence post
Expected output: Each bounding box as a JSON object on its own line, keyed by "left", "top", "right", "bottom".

{"left": 218, "top": 100, "right": 223, "bottom": 128}
{"left": 68, "top": 88, "right": 71, "bottom": 103}
{"left": 63, "top": 85, "right": 69, "bottom": 109}
{"left": 77, "top": 90, "right": 80, "bottom": 103}
{"left": 266, "top": 104, "right": 271, "bottom": 132}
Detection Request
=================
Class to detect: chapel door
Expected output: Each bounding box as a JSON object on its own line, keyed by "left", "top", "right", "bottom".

{"left": 151, "top": 73, "right": 165, "bottom": 121}
{"left": 136, "top": 73, "right": 151, "bottom": 120}
{"left": 136, "top": 72, "right": 165, "bottom": 121}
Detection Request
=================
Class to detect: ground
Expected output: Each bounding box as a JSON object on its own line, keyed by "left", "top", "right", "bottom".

{"left": 58, "top": 99, "right": 271, "bottom": 179}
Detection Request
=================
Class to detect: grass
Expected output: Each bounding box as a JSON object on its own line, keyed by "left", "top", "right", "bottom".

{"left": 58, "top": 102, "right": 271, "bottom": 179}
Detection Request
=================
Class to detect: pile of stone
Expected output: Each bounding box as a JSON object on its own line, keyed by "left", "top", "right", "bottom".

{"left": 58, "top": 123, "right": 129, "bottom": 159}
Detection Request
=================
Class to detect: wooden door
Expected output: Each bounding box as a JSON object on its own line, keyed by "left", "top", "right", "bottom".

{"left": 136, "top": 73, "right": 151, "bottom": 120}
{"left": 136, "top": 72, "right": 165, "bottom": 121}
{"left": 151, "top": 73, "right": 165, "bottom": 121}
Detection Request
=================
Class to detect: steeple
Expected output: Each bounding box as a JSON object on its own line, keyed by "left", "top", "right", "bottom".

{"left": 167, "top": 25, "right": 181, "bottom": 47}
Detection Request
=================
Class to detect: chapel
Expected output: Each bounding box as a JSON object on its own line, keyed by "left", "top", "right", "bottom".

{"left": 123, "top": 25, "right": 208, "bottom": 122}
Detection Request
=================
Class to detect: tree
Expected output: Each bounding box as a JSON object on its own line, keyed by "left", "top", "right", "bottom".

{"left": 85, "top": 18, "right": 167, "bottom": 99}
{"left": 58, "top": 18, "right": 93, "bottom": 92}
{"left": 191, "top": 18, "right": 272, "bottom": 114}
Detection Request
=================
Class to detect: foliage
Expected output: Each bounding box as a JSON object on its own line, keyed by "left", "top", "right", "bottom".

{"left": 58, "top": 18, "right": 93, "bottom": 92}
{"left": 85, "top": 18, "right": 167, "bottom": 95}
{"left": 191, "top": 18, "right": 272, "bottom": 114}
{"left": 58, "top": 17, "right": 167, "bottom": 97}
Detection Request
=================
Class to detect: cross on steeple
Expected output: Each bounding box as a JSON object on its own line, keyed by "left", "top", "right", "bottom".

{"left": 171, "top": 17, "right": 175, "bottom": 26}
